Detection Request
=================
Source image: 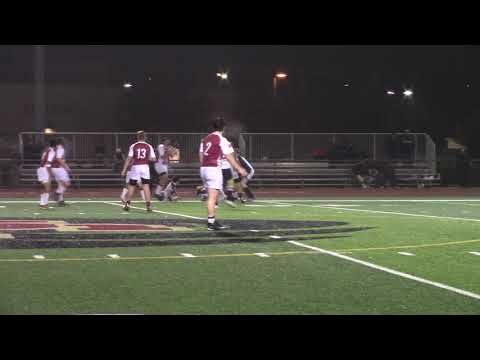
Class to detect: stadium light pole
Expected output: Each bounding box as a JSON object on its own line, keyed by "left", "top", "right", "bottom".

{"left": 34, "top": 45, "right": 46, "bottom": 132}
{"left": 273, "top": 72, "right": 287, "bottom": 97}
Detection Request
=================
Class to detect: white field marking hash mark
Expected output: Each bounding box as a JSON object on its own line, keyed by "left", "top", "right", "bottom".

{"left": 107, "top": 254, "right": 120, "bottom": 259}
{"left": 254, "top": 253, "right": 270, "bottom": 258}
{"left": 103, "top": 201, "right": 203, "bottom": 220}
{"left": 288, "top": 240, "right": 480, "bottom": 301}
{"left": 469, "top": 252, "right": 480, "bottom": 256}
{"left": 180, "top": 253, "right": 196, "bottom": 258}
{"left": 269, "top": 235, "right": 282, "bottom": 239}
{"left": 398, "top": 252, "right": 415, "bottom": 256}
{"left": 33, "top": 255, "right": 45, "bottom": 260}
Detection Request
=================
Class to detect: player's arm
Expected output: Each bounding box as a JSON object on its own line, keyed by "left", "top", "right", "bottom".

{"left": 121, "top": 145, "right": 134, "bottom": 176}
{"left": 198, "top": 142, "right": 204, "bottom": 164}
{"left": 225, "top": 153, "right": 247, "bottom": 177}
{"left": 57, "top": 157, "right": 71, "bottom": 173}
{"left": 120, "top": 156, "right": 132, "bottom": 177}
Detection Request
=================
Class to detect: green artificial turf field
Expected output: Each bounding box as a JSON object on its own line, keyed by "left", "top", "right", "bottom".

{"left": 1, "top": 197, "right": 480, "bottom": 314}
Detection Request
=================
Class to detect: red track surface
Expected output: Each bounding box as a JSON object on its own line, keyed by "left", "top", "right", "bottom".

{"left": 1, "top": 187, "right": 480, "bottom": 198}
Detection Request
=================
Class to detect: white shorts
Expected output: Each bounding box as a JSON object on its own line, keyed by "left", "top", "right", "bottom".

{"left": 37, "top": 167, "right": 50, "bottom": 184}
{"left": 51, "top": 167, "right": 70, "bottom": 183}
{"left": 200, "top": 167, "right": 223, "bottom": 190}
{"left": 126, "top": 170, "right": 143, "bottom": 185}
{"left": 154, "top": 163, "right": 168, "bottom": 176}
{"left": 129, "top": 164, "right": 150, "bottom": 181}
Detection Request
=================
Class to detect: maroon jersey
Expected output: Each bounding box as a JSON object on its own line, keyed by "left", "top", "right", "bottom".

{"left": 128, "top": 141, "right": 156, "bottom": 165}
{"left": 40, "top": 147, "right": 55, "bottom": 167}
{"left": 199, "top": 132, "right": 233, "bottom": 167}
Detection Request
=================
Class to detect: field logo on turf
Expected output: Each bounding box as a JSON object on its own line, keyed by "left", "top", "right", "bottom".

{"left": 0, "top": 220, "right": 192, "bottom": 233}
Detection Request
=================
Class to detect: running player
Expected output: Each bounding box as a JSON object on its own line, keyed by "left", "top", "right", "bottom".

{"left": 37, "top": 139, "right": 56, "bottom": 209}
{"left": 51, "top": 138, "right": 71, "bottom": 206}
{"left": 199, "top": 118, "right": 247, "bottom": 231}
{"left": 120, "top": 131, "right": 156, "bottom": 212}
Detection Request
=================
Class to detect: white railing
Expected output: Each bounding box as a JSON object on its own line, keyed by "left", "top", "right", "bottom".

{"left": 19, "top": 132, "right": 437, "bottom": 171}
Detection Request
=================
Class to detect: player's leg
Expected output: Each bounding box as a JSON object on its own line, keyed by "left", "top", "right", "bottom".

{"left": 234, "top": 178, "right": 246, "bottom": 203}
{"left": 242, "top": 178, "right": 255, "bottom": 201}
{"left": 141, "top": 178, "right": 152, "bottom": 211}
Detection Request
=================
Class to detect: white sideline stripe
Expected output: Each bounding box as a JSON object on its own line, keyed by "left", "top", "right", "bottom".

{"left": 180, "top": 253, "right": 196, "bottom": 258}
{"left": 33, "top": 255, "right": 45, "bottom": 260}
{"left": 103, "top": 202, "right": 203, "bottom": 220}
{"left": 268, "top": 201, "right": 480, "bottom": 223}
{"left": 259, "top": 199, "right": 480, "bottom": 203}
{"left": 269, "top": 235, "right": 282, "bottom": 239}
{"left": 398, "top": 252, "right": 415, "bottom": 256}
{"left": 469, "top": 252, "right": 480, "bottom": 256}
{"left": 0, "top": 206, "right": 5, "bottom": 208}
{"left": 255, "top": 253, "right": 270, "bottom": 258}
{"left": 107, "top": 254, "right": 120, "bottom": 259}
{"left": 250, "top": 230, "right": 260, "bottom": 232}
{"left": 288, "top": 240, "right": 480, "bottom": 301}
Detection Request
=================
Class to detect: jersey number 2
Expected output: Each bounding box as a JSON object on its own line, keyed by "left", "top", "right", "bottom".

{"left": 204, "top": 142, "right": 212, "bottom": 156}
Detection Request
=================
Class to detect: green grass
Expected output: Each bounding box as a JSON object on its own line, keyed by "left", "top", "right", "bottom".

{"left": 1, "top": 197, "right": 480, "bottom": 314}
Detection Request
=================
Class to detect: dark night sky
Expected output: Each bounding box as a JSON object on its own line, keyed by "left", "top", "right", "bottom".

{"left": 1, "top": 45, "right": 480, "bottom": 145}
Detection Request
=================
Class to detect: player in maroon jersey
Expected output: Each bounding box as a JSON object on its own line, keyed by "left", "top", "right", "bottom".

{"left": 199, "top": 118, "right": 247, "bottom": 230}
{"left": 120, "top": 131, "right": 157, "bottom": 212}
{"left": 37, "top": 139, "right": 56, "bottom": 209}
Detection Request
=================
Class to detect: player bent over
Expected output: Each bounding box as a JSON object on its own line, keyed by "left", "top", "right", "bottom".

{"left": 232, "top": 148, "right": 255, "bottom": 203}
{"left": 51, "top": 138, "right": 72, "bottom": 206}
{"left": 199, "top": 118, "right": 247, "bottom": 231}
{"left": 121, "top": 131, "right": 156, "bottom": 212}
{"left": 37, "top": 139, "right": 56, "bottom": 209}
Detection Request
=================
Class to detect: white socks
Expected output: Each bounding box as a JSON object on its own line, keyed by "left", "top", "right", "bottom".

{"left": 40, "top": 193, "right": 49, "bottom": 205}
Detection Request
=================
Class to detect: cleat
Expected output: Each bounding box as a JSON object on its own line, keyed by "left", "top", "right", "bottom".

{"left": 146, "top": 207, "right": 153, "bottom": 212}
{"left": 207, "top": 221, "right": 228, "bottom": 231}
{"left": 123, "top": 205, "right": 130, "bottom": 212}
{"left": 39, "top": 205, "right": 49, "bottom": 210}
{"left": 57, "top": 201, "right": 67, "bottom": 207}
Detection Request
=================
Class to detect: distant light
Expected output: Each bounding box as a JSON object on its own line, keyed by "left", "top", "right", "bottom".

{"left": 403, "top": 89, "right": 413, "bottom": 97}
{"left": 44, "top": 128, "right": 55, "bottom": 134}
{"left": 386, "top": 90, "right": 395, "bottom": 95}
{"left": 466, "top": 83, "right": 471, "bottom": 88}
{"left": 216, "top": 72, "right": 228, "bottom": 80}
{"left": 123, "top": 83, "right": 133, "bottom": 88}
{"left": 147, "top": 76, "right": 152, "bottom": 81}
{"left": 344, "top": 83, "right": 350, "bottom": 87}
{"left": 275, "top": 72, "right": 287, "bottom": 79}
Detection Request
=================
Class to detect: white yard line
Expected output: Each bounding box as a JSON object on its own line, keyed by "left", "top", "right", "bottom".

{"left": 254, "top": 253, "right": 270, "bottom": 258}
{"left": 264, "top": 201, "right": 480, "bottom": 223}
{"left": 469, "top": 252, "right": 480, "bottom": 256}
{"left": 103, "top": 201, "right": 203, "bottom": 220}
{"left": 259, "top": 199, "right": 480, "bottom": 203}
{"left": 180, "top": 253, "right": 196, "bottom": 258}
{"left": 288, "top": 240, "right": 480, "bottom": 301}
{"left": 398, "top": 252, "right": 415, "bottom": 256}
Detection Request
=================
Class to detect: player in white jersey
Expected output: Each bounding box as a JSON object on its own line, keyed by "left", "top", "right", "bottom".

{"left": 51, "top": 138, "right": 72, "bottom": 206}
{"left": 154, "top": 139, "right": 173, "bottom": 201}
{"left": 37, "top": 139, "right": 56, "bottom": 209}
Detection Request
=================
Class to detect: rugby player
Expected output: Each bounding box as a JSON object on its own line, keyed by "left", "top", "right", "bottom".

{"left": 199, "top": 118, "right": 247, "bottom": 231}
{"left": 120, "top": 131, "right": 156, "bottom": 212}
{"left": 51, "top": 138, "right": 72, "bottom": 206}
{"left": 154, "top": 138, "right": 174, "bottom": 201}
{"left": 37, "top": 139, "right": 56, "bottom": 209}
{"left": 232, "top": 146, "right": 256, "bottom": 202}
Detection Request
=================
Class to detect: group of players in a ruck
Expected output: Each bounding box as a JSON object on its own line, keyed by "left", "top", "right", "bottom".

{"left": 37, "top": 118, "right": 255, "bottom": 230}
